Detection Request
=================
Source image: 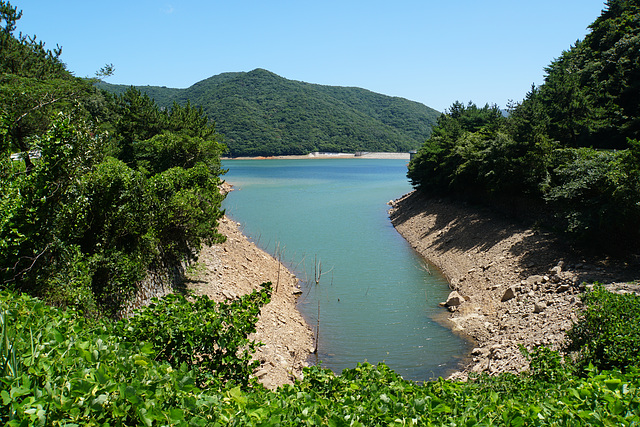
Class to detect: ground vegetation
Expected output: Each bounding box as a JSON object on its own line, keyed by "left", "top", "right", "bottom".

{"left": 2, "top": 1, "right": 640, "bottom": 424}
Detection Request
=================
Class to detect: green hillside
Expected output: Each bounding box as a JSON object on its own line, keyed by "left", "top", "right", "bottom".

{"left": 407, "top": 0, "right": 640, "bottom": 252}
{"left": 98, "top": 69, "right": 440, "bottom": 156}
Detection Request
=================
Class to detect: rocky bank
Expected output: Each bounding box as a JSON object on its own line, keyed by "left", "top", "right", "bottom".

{"left": 389, "top": 191, "right": 640, "bottom": 379}
{"left": 186, "top": 185, "right": 314, "bottom": 389}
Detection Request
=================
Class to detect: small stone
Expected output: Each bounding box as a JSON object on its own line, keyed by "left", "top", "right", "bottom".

{"left": 501, "top": 287, "right": 516, "bottom": 302}
{"left": 526, "top": 275, "right": 544, "bottom": 286}
{"left": 533, "top": 301, "right": 547, "bottom": 313}
{"left": 222, "top": 289, "right": 236, "bottom": 299}
{"left": 255, "top": 369, "right": 269, "bottom": 379}
{"left": 472, "top": 347, "right": 490, "bottom": 357}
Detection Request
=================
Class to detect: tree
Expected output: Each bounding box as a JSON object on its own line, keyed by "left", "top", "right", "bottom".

{"left": 0, "top": 5, "right": 227, "bottom": 316}
{"left": 0, "top": 1, "right": 89, "bottom": 172}
{"left": 407, "top": 102, "right": 507, "bottom": 195}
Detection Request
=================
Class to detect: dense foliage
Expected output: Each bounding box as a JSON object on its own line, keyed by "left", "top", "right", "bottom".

{"left": 408, "top": 0, "right": 640, "bottom": 252}
{"left": 115, "top": 284, "right": 271, "bottom": 389}
{"left": 0, "top": 2, "right": 226, "bottom": 316}
{"left": 567, "top": 285, "right": 640, "bottom": 372}
{"left": 0, "top": 289, "right": 269, "bottom": 426}
{"left": 2, "top": 289, "right": 640, "bottom": 426}
{"left": 98, "top": 69, "right": 441, "bottom": 157}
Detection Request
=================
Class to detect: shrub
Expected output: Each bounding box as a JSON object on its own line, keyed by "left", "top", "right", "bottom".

{"left": 566, "top": 284, "right": 640, "bottom": 372}
{"left": 114, "top": 283, "right": 272, "bottom": 388}
{"left": 544, "top": 147, "right": 640, "bottom": 250}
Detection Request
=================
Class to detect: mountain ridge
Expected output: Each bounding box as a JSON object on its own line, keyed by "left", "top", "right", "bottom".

{"left": 98, "top": 69, "right": 440, "bottom": 156}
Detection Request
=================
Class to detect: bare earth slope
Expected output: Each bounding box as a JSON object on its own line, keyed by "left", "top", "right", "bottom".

{"left": 187, "top": 215, "right": 314, "bottom": 389}
{"left": 389, "top": 191, "right": 640, "bottom": 379}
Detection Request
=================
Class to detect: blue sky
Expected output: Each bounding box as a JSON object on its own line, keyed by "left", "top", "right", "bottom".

{"left": 18, "top": 1, "right": 606, "bottom": 112}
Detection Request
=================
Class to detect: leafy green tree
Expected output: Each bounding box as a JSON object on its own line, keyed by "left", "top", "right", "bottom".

{"left": 407, "top": 102, "right": 511, "bottom": 196}
{"left": 409, "top": 2, "right": 640, "bottom": 252}
{"left": 545, "top": 143, "right": 640, "bottom": 249}
{"left": 512, "top": 0, "right": 640, "bottom": 150}
{"left": 0, "top": 5, "right": 227, "bottom": 316}
{"left": 0, "top": 1, "right": 89, "bottom": 172}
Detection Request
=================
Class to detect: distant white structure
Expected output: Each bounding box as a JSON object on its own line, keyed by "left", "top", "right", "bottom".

{"left": 9, "top": 150, "right": 41, "bottom": 161}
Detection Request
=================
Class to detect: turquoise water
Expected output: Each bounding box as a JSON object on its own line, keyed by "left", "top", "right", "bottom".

{"left": 222, "top": 159, "right": 471, "bottom": 380}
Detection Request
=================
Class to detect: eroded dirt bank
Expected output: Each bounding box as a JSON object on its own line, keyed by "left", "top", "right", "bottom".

{"left": 187, "top": 211, "right": 314, "bottom": 389}
{"left": 389, "top": 191, "right": 640, "bottom": 379}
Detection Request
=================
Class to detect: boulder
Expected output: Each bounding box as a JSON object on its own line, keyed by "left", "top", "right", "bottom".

{"left": 445, "top": 291, "right": 464, "bottom": 307}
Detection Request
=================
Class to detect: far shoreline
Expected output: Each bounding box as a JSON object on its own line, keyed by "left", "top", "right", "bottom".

{"left": 223, "top": 151, "right": 411, "bottom": 160}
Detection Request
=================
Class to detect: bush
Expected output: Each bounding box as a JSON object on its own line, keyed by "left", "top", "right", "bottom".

{"left": 566, "top": 285, "right": 640, "bottom": 372}
{"left": 520, "top": 345, "right": 574, "bottom": 383}
{"left": 544, "top": 146, "right": 640, "bottom": 250}
{"left": 115, "top": 284, "right": 272, "bottom": 388}
{"left": 0, "top": 288, "right": 270, "bottom": 425}
{"left": 3, "top": 289, "right": 640, "bottom": 425}
{"left": 0, "top": 290, "right": 201, "bottom": 425}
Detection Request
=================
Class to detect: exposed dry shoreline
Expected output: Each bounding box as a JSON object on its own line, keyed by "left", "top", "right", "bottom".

{"left": 389, "top": 190, "right": 640, "bottom": 379}
{"left": 187, "top": 184, "right": 314, "bottom": 389}
{"left": 188, "top": 182, "right": 639, "bottom": 387}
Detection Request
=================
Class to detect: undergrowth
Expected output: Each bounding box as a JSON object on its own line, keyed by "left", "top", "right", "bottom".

{"left": 2, "top": 286, "right": 640, "bottom": 426}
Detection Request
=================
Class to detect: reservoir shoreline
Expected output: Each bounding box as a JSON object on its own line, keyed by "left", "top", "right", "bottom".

{"left": 223, "top": 151, "right": 411, "bottom": 160}
{"left": 190, "top": 162, "right": 640, "bottom": 386}
{"left": 389, "top": 190, "right": 640, "bottom": 378}
{"left": 188, "top": 183, "right": 315, "bottom": 389}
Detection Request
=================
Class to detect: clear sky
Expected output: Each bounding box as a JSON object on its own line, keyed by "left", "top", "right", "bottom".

{"left": 17, "top": 1, "right": 606, "bottom": 112}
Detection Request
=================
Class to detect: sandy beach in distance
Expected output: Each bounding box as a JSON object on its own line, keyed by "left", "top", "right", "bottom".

{"left": 223, "top": 152, "right": 411, "bottom": 160}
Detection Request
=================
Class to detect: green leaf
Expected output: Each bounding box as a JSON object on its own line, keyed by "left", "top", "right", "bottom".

{"left": 1, "top": 389, "right": 11, "bottom": 405}
{"left": 90, "top": 394, "right": 108, "bottom": 410}
{"left": 604, "top": 378, "right": 622, "bottom": 391}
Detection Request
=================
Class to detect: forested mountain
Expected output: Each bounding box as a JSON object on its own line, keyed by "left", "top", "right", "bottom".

{"left": 98, "top": 69, "right": 440, "bottom": 156}
{"left": 408, "top": 0, "right": 640, "bottom": 252}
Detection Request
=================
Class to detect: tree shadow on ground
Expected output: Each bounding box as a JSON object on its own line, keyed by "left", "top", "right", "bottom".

{"left": 390, "top": 191, "right": 640, "bottom": 283}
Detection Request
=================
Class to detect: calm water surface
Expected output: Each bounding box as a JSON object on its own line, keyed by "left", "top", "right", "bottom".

{"left": 222, "top": 159, "right": 471, "bottom": 380}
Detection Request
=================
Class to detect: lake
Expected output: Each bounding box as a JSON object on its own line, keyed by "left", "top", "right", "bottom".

{"left": 222, "top": 158, "right": 471, "bottom": 380}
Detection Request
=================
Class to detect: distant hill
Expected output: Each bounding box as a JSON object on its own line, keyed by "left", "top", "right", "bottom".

{"left": 98, "top": 69, "right": 440, "bottom": 156}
